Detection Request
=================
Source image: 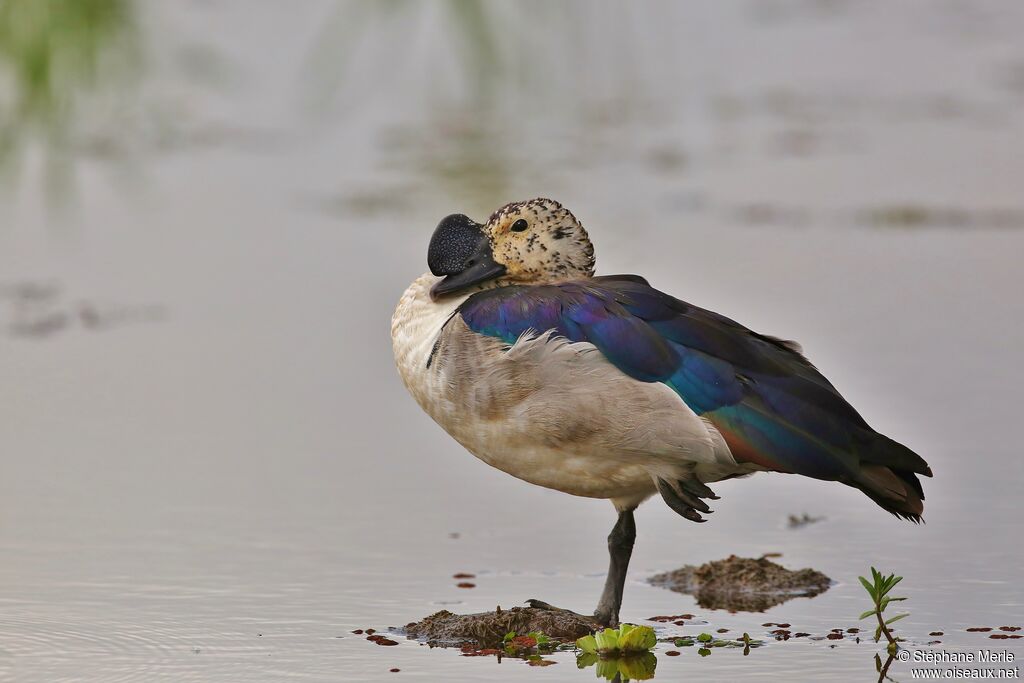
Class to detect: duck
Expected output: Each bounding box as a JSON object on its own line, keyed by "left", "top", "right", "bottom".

{"left": 391, "top": 197, "right": 931, "bottom": 626}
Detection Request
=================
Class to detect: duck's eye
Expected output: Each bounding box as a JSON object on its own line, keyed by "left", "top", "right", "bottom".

{"left": 511, "top": 219, "right": 529, "bottom": 232}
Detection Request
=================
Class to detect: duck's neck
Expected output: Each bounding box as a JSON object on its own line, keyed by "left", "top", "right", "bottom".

{"left": 391, "top": 273, "right": 471, "bottom": 387}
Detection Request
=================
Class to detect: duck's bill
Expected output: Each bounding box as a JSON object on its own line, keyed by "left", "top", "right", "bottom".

{"left": 430, "top": 257, "right": 506, "bottom": 298}
{"left": 428, "top": 214, "right": 506, "bottom": 298}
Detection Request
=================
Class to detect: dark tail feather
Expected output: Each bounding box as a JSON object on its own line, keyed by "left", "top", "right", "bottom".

{"left": 859, "top": 433, "right": 932, "bottom": 478}
{"left": 848, "top": 432, "right": 931, "bottom": 522}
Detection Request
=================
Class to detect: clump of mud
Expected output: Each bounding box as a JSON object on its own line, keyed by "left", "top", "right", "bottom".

{"left": 404, "top": 606, "right": 597, "bottom": 647}
{"left": 648, "top": 555, "right": 831, "bottom": 612}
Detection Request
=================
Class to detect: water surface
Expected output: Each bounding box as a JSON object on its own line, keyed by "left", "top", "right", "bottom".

{"left": 1, "top": 2, "right": 1022, "bottom": 681}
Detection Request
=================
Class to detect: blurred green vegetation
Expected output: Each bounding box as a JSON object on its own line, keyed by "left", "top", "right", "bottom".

{"left": 306, "top": 0, "right": 577, "bottom": 214}
{"left": 307, "top": 0, "right": 514, "bottom": 109}
{"left": 0, "top": 0, "right": 138, "bottom": 199}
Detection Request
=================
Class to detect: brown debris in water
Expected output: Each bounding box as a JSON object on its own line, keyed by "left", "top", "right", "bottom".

{"left": 647, "top": 613, "right": 694, "bottom": 622}
{"left": 526, "top": 657, "right": 557, "bottom": 666}
{"left": 648, "top": 555, "right": 831, "bottom": 612}
{"left": 404, "top": 607, "right": 597, "bottom": 647}
{"left": 368, "top": 634, "right": 399, "bottom": 646}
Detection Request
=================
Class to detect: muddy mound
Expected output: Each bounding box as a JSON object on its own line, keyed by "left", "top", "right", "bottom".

{"left": 648, "top": 555, "right": 831, "bottom": 612}
{"left": 404, "top": 606, "right": 597, "bottom": 647}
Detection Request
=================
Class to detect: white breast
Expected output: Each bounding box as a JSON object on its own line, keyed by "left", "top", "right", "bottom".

{"left": 391, "top": 273, "right": 471, "bottom": 408}
{"left": 391, "top": 273, "right": 746, "bottom": 507}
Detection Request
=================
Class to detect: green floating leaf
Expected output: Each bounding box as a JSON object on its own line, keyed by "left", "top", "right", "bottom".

{"left": 575, "top": 634, "right": 597, "bottom": 654}
{"left": 698, "top": 647, "right": 711, "bottom": 657}
{"left": 697, "top": 632, "right": 713, "bottom": 643}
{"left": 618, "top": 624, "right": 656, "bottom": 652}
{"left": 594, "top": 627, "right": 620, "bottom": 652}
{"left": 579, "top": 624, "right": 657, "bottom": 655}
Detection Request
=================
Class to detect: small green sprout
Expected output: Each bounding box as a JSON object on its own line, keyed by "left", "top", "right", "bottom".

{"left": 696, "top": 632, "right": 713, "bottom": 643}
{"left": 858, "top": 566, "right": 909, "bottom": 654}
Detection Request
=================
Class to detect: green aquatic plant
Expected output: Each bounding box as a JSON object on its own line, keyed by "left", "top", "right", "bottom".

{"left": 501, "top": 630, "right": 555, "bottom": 654}
{"left": 576, "top": 624, "right": 657, "bottom": 655}
{"left": 858, "top": 567, "right": 909, "bottom": 654}
{"left": 674, "top": 632, "right": 763, "bottom": 656}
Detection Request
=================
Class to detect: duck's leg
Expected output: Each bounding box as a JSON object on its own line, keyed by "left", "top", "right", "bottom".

{"left": 593, "top": 508, "right": 636, "bottom": 627}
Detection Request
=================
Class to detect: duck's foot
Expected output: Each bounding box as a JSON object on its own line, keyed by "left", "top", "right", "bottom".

{"left": 525, "top": 599, "right": 609, "bottom": 627}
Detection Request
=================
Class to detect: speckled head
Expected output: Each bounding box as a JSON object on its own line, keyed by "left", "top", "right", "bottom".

{"left": 483, "top": 198, "right": 595, "bottom": 283}
{"left": 429, "top": 198, "right": 594, "bottom": 299}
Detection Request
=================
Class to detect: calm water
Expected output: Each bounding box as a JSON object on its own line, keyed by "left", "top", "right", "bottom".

{"left": 1, "top": 2, "right": 1022, "bottom": 681}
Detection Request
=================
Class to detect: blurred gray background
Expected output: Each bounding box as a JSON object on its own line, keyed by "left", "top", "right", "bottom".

{"left": 2, "top": 2, "right": 1022, "bottom": 681}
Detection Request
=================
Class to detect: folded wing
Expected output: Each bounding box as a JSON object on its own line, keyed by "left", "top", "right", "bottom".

{"left": 457, "top": 275, "right": 932, "bottom": 519}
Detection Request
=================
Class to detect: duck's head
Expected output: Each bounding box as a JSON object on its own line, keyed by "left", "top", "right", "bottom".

{"left": 428, "top": 198, "right": 595, "bottom": 299}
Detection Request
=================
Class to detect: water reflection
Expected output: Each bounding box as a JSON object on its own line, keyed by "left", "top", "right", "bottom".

{"left": 0, "top": 0, "right": 138, "bottom": 200}
{"left": 306, "top": 1, "right": 681, "bottom": 215}
{"left": 876, "top": 652, "right": 896, "bottom": 683}
{"left": 0, "top": 278, "right": 164, "bottom": 338}
{"left": 576, "top": 651, "right": 657, "bottom": 681}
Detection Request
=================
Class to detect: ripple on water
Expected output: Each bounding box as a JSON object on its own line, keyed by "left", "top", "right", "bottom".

{"left": 0, "top": 610, "right": 270, "bottom": 683}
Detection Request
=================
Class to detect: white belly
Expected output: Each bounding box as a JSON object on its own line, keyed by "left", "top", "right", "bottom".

{"left": 391, "top": 274, "right": 743, "bottom": 506}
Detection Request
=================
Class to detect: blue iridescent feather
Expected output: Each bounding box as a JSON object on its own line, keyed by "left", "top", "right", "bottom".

{"left": 456, "top": 275, "right": 929, "bottom": 487}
